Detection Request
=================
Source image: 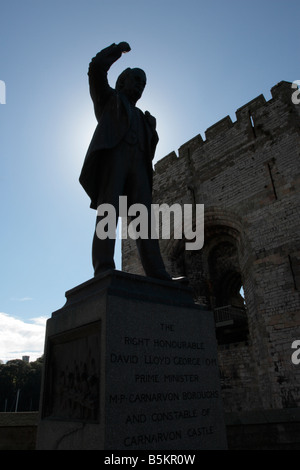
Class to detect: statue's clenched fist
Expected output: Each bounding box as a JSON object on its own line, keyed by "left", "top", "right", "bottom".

{"left": 117, "top": 42, "right": 131, "bottom": 53}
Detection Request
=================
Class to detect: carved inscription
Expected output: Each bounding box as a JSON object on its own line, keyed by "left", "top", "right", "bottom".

{"left": 107, "top": 319, "right": 222, "bottom": 448}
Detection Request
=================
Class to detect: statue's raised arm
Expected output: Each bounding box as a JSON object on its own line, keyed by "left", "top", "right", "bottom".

{"left": 88, "top": 42, "right": 131, "bottom": 110}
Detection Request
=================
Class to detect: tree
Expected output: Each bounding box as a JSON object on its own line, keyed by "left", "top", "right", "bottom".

{"left": 0, "top": 356, "right": 43, "bottom": 411}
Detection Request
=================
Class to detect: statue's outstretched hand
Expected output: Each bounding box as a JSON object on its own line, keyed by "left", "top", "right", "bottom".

{"left": 117, "top": 42, "right": 131, "bottom": 53}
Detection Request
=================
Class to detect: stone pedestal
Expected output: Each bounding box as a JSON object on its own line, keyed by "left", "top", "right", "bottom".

{"left": 36, "top": 270, "right": 227, "bottom": 450}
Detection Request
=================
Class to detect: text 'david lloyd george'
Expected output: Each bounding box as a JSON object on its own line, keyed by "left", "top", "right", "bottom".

{"left": 107, "top": 321, "right": 221, "bottom": 448}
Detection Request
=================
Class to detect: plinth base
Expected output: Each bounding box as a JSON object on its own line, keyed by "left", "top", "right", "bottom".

{"left": 36, "top": 270, "right": 227, "bottom": 450}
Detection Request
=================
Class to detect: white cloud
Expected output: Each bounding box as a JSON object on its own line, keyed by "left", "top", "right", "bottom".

{"left": 0, "top": 312, "right": 47, "bottom": 363}
{"left": 10, "top": 297, "right": 33, "bottom": 302}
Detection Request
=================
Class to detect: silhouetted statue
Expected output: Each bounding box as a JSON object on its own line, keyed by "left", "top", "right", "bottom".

{"left": 79, "top": 42, "right": 171, "bottom": 280}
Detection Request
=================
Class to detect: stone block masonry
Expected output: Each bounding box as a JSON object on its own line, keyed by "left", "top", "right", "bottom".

{"left": 122, "top": 81, "right": 300, "bottom": 416}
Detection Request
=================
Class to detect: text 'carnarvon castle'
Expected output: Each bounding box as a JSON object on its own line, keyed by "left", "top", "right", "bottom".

{"left": 122, "top": 81, "right": 300, "bottom": 418}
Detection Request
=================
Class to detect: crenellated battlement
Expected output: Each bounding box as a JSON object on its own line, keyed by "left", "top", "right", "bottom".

{"left": 204, "top": 115, "right": 233, "bottom": 141}
{"left": 235, "top": 94, "right": 266, "bottom": 121}
{"left": 154, "top": 80, "right": 296, "bottom": 174}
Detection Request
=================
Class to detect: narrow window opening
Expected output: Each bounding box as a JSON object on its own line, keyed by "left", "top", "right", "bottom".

{"left": 267, "top": 162, "right": 278, "bottom": 200}
{"left": 288, "top": 254, "right": 299, "bottom": 290}
{"left": 248, "top": 110, "right": 256, "bottom": 138}
{"left": 239, "top": 285, "right": 246, "bottom": 305}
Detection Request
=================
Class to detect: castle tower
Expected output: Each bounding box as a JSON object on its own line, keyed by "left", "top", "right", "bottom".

{"left": 122, "top": 82, "right": 300, "bottom": 427}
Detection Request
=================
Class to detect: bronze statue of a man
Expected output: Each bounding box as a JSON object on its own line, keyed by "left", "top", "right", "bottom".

{"left": 79, "top": 42, "right": 171, "bottom": 280}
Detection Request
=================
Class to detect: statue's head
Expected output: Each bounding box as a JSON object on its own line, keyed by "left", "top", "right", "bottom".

{"left": 116, "top": 67, "right": 146, "bottom": 104}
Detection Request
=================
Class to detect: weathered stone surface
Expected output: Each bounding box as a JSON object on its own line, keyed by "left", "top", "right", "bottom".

{"left": 36, "top": 270, "right": 227, "bottom": 450}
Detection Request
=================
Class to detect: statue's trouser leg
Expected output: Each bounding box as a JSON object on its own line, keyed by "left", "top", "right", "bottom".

{"left": 126, "top": 149, "right": 171, "bottom": 281}
{"left": 92, "top": 148, "right": 124, "bottom": 276}
{"left": 136, "top": 238, "right": 171, "bottom": 280}
{"left": 92, "top": 143, "right": 170, "bottom": 280}
{"left": 92, "top": 228, "right": 116, "bottom": 274}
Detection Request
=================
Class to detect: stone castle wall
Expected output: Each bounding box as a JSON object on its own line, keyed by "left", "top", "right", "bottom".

{"left": 122, "top": 81, "right": 300, "bottom": 414}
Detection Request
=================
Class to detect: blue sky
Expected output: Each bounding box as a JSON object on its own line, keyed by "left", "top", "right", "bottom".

{"left": 0, "top": 0, "right": 299, "bottom": 361}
